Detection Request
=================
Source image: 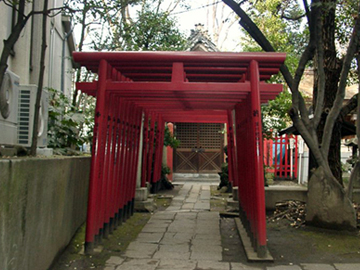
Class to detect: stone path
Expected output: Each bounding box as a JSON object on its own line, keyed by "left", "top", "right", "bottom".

{"left": 104, "top": 182, "right": 360, "bottom": 270}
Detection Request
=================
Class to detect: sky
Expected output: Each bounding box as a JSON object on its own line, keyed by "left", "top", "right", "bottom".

{"left": 73, "top": 0, "right": 243, "bottom": 52}
{"left": 162, "top": 0, "right": 244, "bottom": 51}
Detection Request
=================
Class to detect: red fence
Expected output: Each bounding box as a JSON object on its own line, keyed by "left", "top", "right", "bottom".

{"left": 263, "top": 134, "right": 298, "bottom": 180}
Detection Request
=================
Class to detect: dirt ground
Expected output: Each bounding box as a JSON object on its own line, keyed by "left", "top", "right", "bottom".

{"left": 50, "top": 184, "right": 360, "bottom": 269}
{"left": 266, "top": 217, "right": 360, "bottom": 265}
{"left": 211, "top": 185, "right": 360, "bottom": 267}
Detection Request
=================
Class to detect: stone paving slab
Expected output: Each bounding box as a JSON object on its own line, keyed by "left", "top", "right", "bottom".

{"left": 182, "top": 203, "right": 196, "bottom": 209}
{"left": 175, "top": 212, "right": 198, "bottom": 219}
{"left": 191, "top": 242, "right": 222, "bottom": 251}
{"left": 173, "top": 195, "right": 187, "bottom": 200}
{"left": 153, "top": 250, "right": 191, "bottom": 260}
{"left": 162, "top": 232, "right": 193, "bottom": 240}
{"left": 106, "top": 256, "right": 125, "bottom": 266}
{"left": 231, "top": 262, "right": 263, "bottom": 269}
{"left": 194, "top": 202, "right": 210, "bottom": 210}
{"left": 266, "top": 265, "right": 302, "bottom": 270}
{"left": 136, "top": 232, "right": 164, "bottom": 244}
{"left": 157, "top": 259, "right": 197, "bottom": 269}
{"left": 334, "top": 264, "right": 360, "bottom": 270}
{"left": 164, "top": 206, "right": 182, "bottom": 211}
{"left": 115, "top": 258, "right": 160, "bottom": 270}
{"left": 125, "top": 242, "right": 158, "bottom": 258}
{"left": 146, "top": 221, "right": 171, "bottom": 227}
{"left": 104, "top": 266, "right": 116, "bottom": 270}
{"left": 142, "top": 225, "right": 169, "bottom": 233}
{"left": 158, "top": 243, "right": 190, "bottom": 253}
{"left": 185, "top": 197, "right": 198, "bottom": 203}
{"left": 192, "top": 238, "right": 221, "bottom": 246}
{"left": 200, "top": 191, "right": 211, "bottom": 200}
{"left": 190, "top": 246, "right": 223, "bottom": 261}
{"left": 194, "top": 233, "right": 221, "bottom": 241}
{"left": 195, "top": 221, "right": 219, "bottom": 228}
{"left": 301, "top": 264, "right": 336, "bottom": 270}
{"left": 196, "top": 260, "right": 231, "bottom": 270}
{"left": 150, "top": 212, "right": 177, "bottom": 220}
{"left": 195, "top": 225, "right": 219, "bottom": 233}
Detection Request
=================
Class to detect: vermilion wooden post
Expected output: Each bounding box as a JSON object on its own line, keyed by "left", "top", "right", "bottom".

{"left": 123, "top": 103, "right": 133, "bottom": 220}
{"left": 166, "top": 123, "right": 174, "bottom": 181}
{"left": 130, "top": 107, "right": 143, "bottom": 215}
{"left": 109, "top": 94, "right": 121, "bottom": 232}
{"left": 85, "top": 59, "right": 108, "bottom": 253}
{"left": 154, "top": 118, "right": 165, "bottom": 188}
{"left": 118, "top": 102, "right": 130, "bottom": 223}
{"left": 250, "top": 60, "right": 267, "bottom": 257}
{"left": 112, "top": 97, "right": 122, "bottom": 229}
{"left": 127, "top": 105, "right": 139, "bottom": 217}
{"left": 141, "top": 112, "right": 149, "bottom": 187}
{"left": 102, "top": 94, "right": 117, "bottom": 238}
{"left": 147, "top": 114, "right": 156, "bottom": 190}
{"left": 226, "top": 110, "right": 234, "bottom": 187}
{"left": 152, "top": 115, "right": 163, "bottom": 193}
{"left": 125, "top": 102, "right": 136, "bottom": 219}
{"left": 116, "top": 100, "right": 126, "bottom": 225}
{"left": 129, "top": 104, "right": 139, "bottom": 217}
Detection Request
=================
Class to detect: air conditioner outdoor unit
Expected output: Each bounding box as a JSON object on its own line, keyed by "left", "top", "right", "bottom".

{"left": 17, "top": 85, "right": 49, "bottom": 147}
{"left": 0, "top": 70, "right": 19, "bottom": 145}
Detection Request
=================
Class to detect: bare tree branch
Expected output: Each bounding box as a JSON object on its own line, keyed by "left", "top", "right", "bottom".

{"left": 281, "top": 14, "right": 306, "bottom": 21}
{"left": 340, "top": 93, "right": 358, "bottom": 119}
{"left": 302, "top": 0, "right": 311, "bottom": 26}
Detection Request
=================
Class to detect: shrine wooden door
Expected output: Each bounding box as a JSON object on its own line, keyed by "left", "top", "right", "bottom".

{"left": 174, "top": 123, "right": 224, "bottom": 173}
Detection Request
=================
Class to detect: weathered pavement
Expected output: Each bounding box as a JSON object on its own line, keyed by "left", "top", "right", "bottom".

{"left": 103, "top": 182, "right": 360, "bottom": 270}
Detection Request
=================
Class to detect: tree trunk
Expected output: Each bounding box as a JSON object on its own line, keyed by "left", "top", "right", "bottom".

{"left": 312, "top": 0, "right": 343, "bottom": 185}
{"left": 306, "top": 166, "right": 356, "bottom": 230}
{"left": 30, "top": 0, "right": 48, "bottom": 156}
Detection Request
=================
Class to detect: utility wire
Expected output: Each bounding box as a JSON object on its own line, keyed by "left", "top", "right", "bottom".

{"left": 170, "top": 1, "right": 223, "bottom": 16}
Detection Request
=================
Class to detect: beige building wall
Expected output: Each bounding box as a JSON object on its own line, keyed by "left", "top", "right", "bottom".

{"left": 0, "top": 0, "right": 75, "bottom": 96}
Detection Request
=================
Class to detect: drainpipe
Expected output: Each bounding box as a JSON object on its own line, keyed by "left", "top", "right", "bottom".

{"left": 48, "top": 16, "right": 56, "bottom": 89}
{"left": 61, "top": 26, "right": 74, "bottom": 93}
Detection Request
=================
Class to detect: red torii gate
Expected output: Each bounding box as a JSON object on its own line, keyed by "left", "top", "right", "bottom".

{"left": 73, "top": 51, "right": 286, "bottom": 258}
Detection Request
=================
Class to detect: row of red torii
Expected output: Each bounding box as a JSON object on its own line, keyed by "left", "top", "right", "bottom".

{"left": 73, "top": 51, "right": 286, "bottom": 258}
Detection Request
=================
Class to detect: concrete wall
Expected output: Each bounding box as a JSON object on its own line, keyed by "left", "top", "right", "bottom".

{"left": 0, "top": 156, "right": 90, "bottom": 270}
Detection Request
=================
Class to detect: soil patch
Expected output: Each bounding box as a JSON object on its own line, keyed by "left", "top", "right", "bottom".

{"left": 212, "top": 184, "right": 360, "bottom": 266}
{"left": 266, "top": 218, "right": 360, "bottom": 265}
{"left": 220, "top": 217, "right": 246, "bottom": 262}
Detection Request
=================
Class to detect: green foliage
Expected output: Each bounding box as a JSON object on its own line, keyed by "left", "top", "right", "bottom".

{"left": 48, "top": 89, "right": 94, "bottom": 150}
{"left": 241, "top": 0, "right": 308, "bottom": 79}
{"left": 218, "top": 162, "right": 229, "bottom": 190}
{"left": 161, "top": 165, "right": 171, "bottom": 176}
{"left": 164, "top": 125, "right": 180, "bottom": 149}
{"left": 119, "top": 6, "right": 187, "bottom": 51}
{"left": 262, "top": 90, "right": 293, "bottom": 137}
{"left": 218, "top": 145, "right": 230, "bottom": 190}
